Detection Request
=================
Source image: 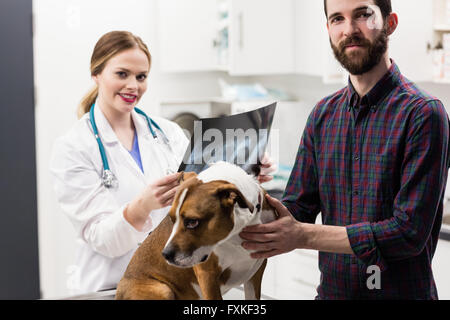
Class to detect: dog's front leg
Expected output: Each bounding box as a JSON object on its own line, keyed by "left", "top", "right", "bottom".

{"left": 244, "top": 259, "right": 267, "bottom": 300}
{"left": 193, "top": 254, "right": 222, "bottom": 300}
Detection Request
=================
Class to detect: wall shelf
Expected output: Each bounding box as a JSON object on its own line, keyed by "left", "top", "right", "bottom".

{"left": 431, "top": 0, "right": 450, "bottom": 83}
{"left": 433, "top": 78, "right": 450, "bottom": 84}
{"left": 434, "top": 24, "right": 450, "bottom": 32}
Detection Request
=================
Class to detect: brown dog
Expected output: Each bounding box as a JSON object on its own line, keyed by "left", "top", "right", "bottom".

{"left": 115, "top": 161, "right": 277, "bottom": 300}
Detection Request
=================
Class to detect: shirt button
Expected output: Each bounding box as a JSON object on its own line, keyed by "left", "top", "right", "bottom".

{"left": 354, "top": 155, "right": 360, "bottom": 161}
{"left": 353, "top": 191, "right": 359, "bottom": 196}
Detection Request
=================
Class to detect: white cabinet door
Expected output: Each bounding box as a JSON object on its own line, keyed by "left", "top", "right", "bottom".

{"left": 228, "top": 0, "right": 295, "bottom": 75}
{"left": 433, "top": 238, "right": 450, "bottom": 299}
{"left": 157, "top": 0, "right": 218, "bottom": 72}
{"left": 294, "top": 1, "right": 346, "bottom": 83}
{"left": 295, "top": 0, "right": 328, "bottom": 77}
{"left": 262, "top": 250, "right": 320, "bottom": 299}
{"left": 389, "top": 0, "right": 434, "bottom": 82}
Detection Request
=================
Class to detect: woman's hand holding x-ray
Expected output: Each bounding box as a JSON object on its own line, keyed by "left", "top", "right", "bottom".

{"left": 124, "top": 172, "right": 181, "bottom": 231}
{"left": 144, "top": 172, "right": 181, "bottom": 209}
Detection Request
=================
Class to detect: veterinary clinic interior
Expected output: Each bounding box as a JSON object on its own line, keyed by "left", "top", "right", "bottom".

{"left": 3, "top": 0, "right": 450, "bottom": 300}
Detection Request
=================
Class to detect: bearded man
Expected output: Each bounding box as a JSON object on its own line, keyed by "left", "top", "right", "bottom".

{"left": 239, "top": 0, "right": 450, "bottom": 299}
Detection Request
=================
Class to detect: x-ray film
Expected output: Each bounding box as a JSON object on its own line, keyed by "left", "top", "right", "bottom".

{"left": 178, "top": 102, "right": 276, "bottom": 175}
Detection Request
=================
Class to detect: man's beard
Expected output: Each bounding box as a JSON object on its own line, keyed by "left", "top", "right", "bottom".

{"left": 330, "top": 27, "right": 388, "bottom": 76}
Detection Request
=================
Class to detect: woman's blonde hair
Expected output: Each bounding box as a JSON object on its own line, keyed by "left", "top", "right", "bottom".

{"left": 77, "top": 31, "right": 152, "bottom": 119}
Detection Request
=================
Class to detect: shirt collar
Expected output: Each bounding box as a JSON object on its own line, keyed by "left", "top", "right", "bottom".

{"left": 346, "top": 59, "right": 401, "bottom": 111}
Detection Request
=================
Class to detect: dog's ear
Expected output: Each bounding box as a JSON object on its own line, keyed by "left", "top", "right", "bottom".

{"left": 178, "top": 171, "right": 198, "bottom": 183}
{"left": 216, "top": 184, "right": 254, "bottom": 213}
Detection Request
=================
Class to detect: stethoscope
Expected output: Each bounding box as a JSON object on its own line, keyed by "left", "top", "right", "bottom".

{"left": 89, "top": 103, "right": 176, "bottom": 189}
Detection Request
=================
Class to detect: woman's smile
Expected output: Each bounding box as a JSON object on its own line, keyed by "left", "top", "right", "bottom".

{"left": 118, "top": 93, "right": 137, "bottom": 103}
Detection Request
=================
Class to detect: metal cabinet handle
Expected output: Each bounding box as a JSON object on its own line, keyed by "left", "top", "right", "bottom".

{"left": 238, "top": 12, "right": 244, "bottom": 50}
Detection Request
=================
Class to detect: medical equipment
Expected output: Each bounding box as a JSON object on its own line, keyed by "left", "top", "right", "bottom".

{"left": 89, "top": 103, "right": 175, "bottom": 188}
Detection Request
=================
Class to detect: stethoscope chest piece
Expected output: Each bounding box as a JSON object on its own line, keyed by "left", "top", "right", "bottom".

{"left": 102, "top": 169, "right": 119, "bottom": 189}
{"left": 156, "top": 131, "right": 171, "bottom": 146}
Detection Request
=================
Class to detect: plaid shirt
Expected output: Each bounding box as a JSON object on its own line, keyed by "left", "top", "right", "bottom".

{"left": 282, "top": 61, "right": 450, "bottom": 299}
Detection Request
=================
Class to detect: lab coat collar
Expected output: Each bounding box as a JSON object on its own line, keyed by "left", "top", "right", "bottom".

{"left": 92, "top": 102, "right": 152, "bottom": 144}
{"left": 131, "top": 108, "right": 153, "bottom": 141}
{"left": 93, "top": 102, "right": 117, "bottom": 144}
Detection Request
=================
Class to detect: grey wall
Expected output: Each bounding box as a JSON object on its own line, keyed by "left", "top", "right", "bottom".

{"left": 0, "top": 0, "right": 40, "bottom": 299}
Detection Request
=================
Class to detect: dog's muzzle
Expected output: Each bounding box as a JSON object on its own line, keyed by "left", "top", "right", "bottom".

{"left": 162, "top": 246, "right": 176, "bottom": 264}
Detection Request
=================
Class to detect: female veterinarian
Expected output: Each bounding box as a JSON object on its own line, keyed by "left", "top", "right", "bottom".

{"left": 50, "top": 31, "right": 275, "bottom": 294}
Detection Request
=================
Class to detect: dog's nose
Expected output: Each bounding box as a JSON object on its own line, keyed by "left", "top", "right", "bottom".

{"left": 162, "top": 247, "right": 175, "bottom": 262}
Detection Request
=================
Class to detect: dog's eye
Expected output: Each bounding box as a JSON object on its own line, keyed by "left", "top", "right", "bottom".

{"left": 184, "top": 219, "right": 199, "bottom": 229}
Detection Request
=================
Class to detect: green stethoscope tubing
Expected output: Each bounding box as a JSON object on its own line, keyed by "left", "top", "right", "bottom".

{"left": 89, "top": 103, "right": 169, "bottom": 187}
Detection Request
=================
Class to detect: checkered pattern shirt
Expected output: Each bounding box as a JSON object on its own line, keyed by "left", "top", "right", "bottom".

{"left": 282, "top": 61, "right": 450, "bottom": 299}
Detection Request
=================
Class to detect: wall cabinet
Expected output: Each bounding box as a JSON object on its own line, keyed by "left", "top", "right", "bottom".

{"left": 157, "top": 0, "right": 295, "bottom": 75}
{"left": 227, "top": 0, "right": 295, "bottom": 75}
{"left": 389, "top": 0, "right": 434, "bottom": 82}
{"left": 294, "top": 0, "right": 346, "bottom": 83}
{"left": 158, "top": 1, "right": 448, "bottom": 83}
{"left": 157, "top": 0, "right": 219, "bottom": 72}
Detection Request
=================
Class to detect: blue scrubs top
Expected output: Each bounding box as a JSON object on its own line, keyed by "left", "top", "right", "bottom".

{"left": 128, "top": 131, "right": 144, "bottom": 173}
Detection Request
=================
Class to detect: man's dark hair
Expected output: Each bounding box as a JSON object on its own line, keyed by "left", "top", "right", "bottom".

{"left": 323, "top": 0, "right": 392, "bottom": 20}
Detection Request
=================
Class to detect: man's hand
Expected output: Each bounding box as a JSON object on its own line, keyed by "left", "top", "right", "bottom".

{"left": 239, "top": 194, "right": 306, "bottom": 259}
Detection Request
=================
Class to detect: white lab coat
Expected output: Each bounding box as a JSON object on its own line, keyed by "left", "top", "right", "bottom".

{"left": 50, "top": 103, "right": 189, "bottom": 294}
